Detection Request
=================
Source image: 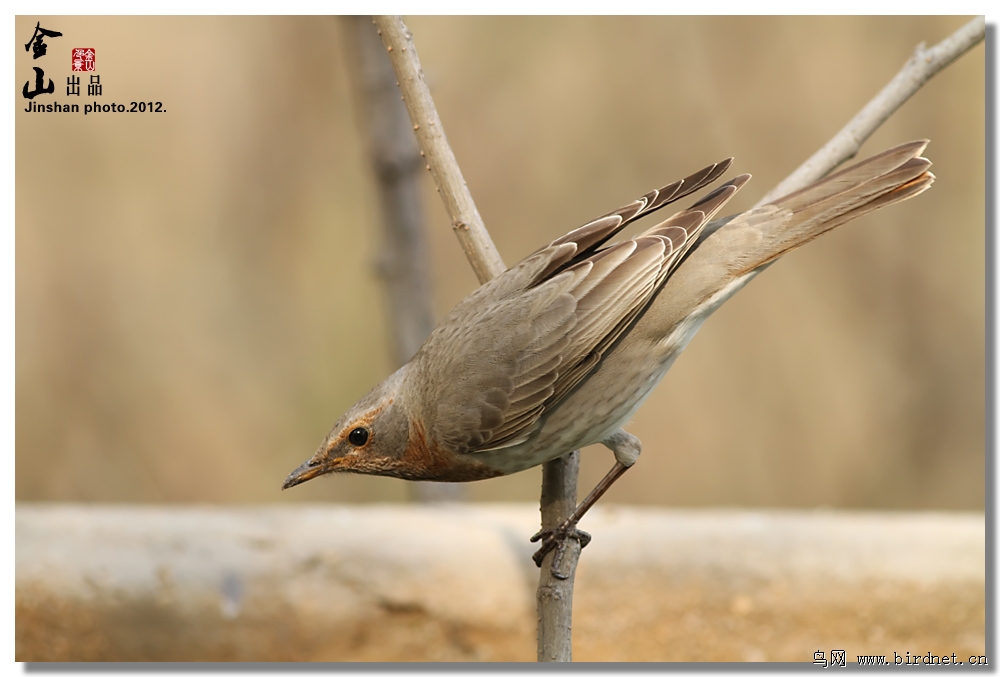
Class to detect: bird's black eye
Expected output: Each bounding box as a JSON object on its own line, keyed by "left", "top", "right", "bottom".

{"left": 348, "top": 427, "right": 369, "bottom": 447}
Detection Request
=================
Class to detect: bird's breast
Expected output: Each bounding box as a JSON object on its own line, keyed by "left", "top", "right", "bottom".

{"left": 398, "top": 418, "right": 505, "bottom": 482}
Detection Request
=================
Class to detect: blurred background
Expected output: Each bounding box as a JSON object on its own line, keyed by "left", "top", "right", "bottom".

{"left": 16, "top": 16, "right": 984, "bottom": 510}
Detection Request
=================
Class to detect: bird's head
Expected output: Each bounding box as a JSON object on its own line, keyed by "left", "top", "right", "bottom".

{"left": 282, "top": 369, "right": 412, "bottom": 489}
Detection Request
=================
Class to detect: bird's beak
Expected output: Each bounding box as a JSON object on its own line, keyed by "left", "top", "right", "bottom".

{"left": 282, "top": 457, "right": 328, "bottom": 490}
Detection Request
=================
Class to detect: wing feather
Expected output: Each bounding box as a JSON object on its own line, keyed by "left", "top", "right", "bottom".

{"left": 417, "top": 159, "right": 747, "bottom": 454}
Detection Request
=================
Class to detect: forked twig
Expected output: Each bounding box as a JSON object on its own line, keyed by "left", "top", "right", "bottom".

{"left": 371, "top": 16, "right": 583, "bottom": 659}
{"left": 368, "top": 15, "right": 984, "bottom": 663}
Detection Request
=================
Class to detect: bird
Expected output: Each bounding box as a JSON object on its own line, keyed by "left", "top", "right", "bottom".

{"left": 283, "top": 140, "right": 934, "bottom": 569}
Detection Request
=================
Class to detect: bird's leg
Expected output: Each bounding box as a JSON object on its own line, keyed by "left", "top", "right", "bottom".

{"left": 531, "top": 431, "right": 640, "bottom": 570}
{"left": 530, "top": 461, "right": 627, "bottom": 568}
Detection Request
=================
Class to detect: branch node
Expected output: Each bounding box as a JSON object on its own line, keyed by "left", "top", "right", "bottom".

{"left": 754, "top": 16, "right": 983, "bottom": 206}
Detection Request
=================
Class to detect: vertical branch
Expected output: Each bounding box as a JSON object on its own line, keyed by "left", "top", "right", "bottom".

{"left": 340, "top": 17, "right": 462, "bottom": 501}
{"left": 361, "top": 15, "right": 985, "bottom": 663}
{"left": 371, "top": 15, "right": 580, "bottom": 661}
{"left": 343, "top": 12, "right": 984, "bottom": 664}
{"left": 536, "top": 450, "right": 581, "bottom": 662}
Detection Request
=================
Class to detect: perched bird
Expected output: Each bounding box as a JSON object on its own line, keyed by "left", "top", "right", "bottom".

{"left": 284, "top": 141, "right": 934, "bottom": 567}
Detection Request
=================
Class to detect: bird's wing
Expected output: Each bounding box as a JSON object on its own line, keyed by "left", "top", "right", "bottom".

{"left": 417, "top": 167, "right": 749, "bottom": 455}
{"left": 523, "top": 157, "right": 734, "bottom": 284}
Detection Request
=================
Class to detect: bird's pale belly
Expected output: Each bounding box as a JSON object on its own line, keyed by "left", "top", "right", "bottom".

{"left": 470, "top": 272, "right": 756, "bottom": 475}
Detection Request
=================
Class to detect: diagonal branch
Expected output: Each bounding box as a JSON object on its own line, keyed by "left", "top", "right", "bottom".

{"left": 372, "top": 14, "right": 582, "bottom": 663}
{"left": 756, "top": 16, "right": 984, "bottom": 206}
{"left": 372, "top": 16, "right": 506, "bottom": 284}
{"left": 341, "top": 16, "right": 464, "bottom": 503}
{"left": 367, "top": 15, "right": 983, "bottom": 664}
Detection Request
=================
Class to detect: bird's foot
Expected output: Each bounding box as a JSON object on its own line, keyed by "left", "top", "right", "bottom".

{"left": 530, "top": 524, "right": 592, "bottom": 578}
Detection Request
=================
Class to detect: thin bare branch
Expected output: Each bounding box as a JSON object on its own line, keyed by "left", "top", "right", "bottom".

{"left": 536, "top": 451, "right": 582, "bottom": 662}
{"left": 372, "top": 16, "right": 506, "bottom": 284}
{"left": 367, "top": 15, "right": 981, "bottom": 664}
{"left": 341, "top": 16, "right": 433, "bottom": 367}
{"left": 756, "top": 16, "right": 984, "bottom": 206}
{"left": 341, "top": 17, "right": 464, "bottom": 503}
{"left": 372, "top": 15, "right": 580, "bottom": 663}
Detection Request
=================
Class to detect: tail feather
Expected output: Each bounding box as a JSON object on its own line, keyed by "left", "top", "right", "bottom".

{"left": 631, "top": 140, "right": 935, "bottom": 347}
{"left": 816, "top": 170, "right": 935, "bottom": 235}
{"left": 782, "top": 156, "right": 931, "bottom": 243}
{"left": 732, "top": 141, "right": 934, "bottom": 270}
{"left": 771, "top": 139, "right": 929, "bottom": 211}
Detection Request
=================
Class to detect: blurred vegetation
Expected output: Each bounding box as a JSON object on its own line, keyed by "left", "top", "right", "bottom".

{"left": 15, "top": 16, "right": 984, "bottom": 509}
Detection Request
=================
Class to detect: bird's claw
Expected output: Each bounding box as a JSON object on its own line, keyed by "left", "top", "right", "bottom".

{"left": 530, "top": 525, "right": 592, "bottom": 577}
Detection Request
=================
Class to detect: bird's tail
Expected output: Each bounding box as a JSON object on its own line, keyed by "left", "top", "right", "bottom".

{"left": 727, "top": 140, "right": 934, "bottom": 273}
{"left": 641, "top": 141, "right": 935, "bottom": 337}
